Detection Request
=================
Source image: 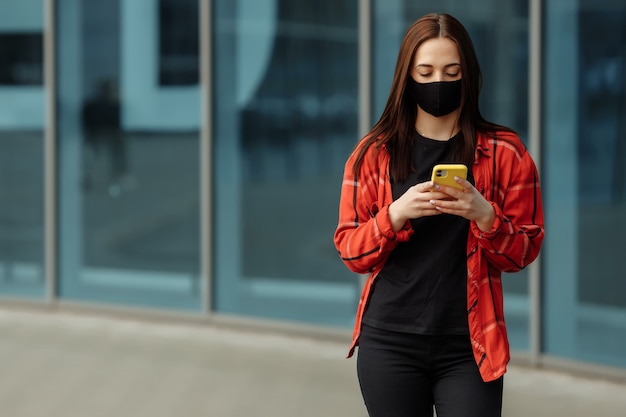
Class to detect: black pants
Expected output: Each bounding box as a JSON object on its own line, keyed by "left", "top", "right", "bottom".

{"left": 357, "top": 324, "right": 503, "bottom": 417}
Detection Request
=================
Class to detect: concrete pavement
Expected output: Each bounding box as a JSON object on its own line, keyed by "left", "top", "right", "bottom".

{"left": 0, "top": 307, "right": 625, "bottom": 417}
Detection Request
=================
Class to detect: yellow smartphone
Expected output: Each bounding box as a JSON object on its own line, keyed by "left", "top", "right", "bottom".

{"left": 431, "top": 164, "right": 467, "bottom": 191}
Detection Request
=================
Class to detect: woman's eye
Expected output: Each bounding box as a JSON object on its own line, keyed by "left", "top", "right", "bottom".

{"left": 419, "top": 73, "right": 432, "bottom": 77}
{"left": 446, "top": 72, "right": 459, "bottom": 77}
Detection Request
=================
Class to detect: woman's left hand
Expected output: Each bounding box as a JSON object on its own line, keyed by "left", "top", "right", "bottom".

{"left": 429, "top": 176, "right": 496, "bottom": 232}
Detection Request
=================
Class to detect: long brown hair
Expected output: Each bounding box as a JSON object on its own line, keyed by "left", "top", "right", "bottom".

{"left": 353, "top": 13, "right": 513, "bottom": 181}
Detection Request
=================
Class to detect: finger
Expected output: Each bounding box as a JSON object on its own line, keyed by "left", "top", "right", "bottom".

{"left": 433, "top": 205, "right": 462, "bottom": 216}
{"left": 433, "top": 182, "right": 463, "bottom": 197}
{"left": 431, "top": 201, "right": 464, "bottom": 217}
{"left": 417, "top": 181, "right": 436, "bottom": 192}
{"left": 454, "top": 176, "right": 473, "bottom": 192}
{"left": 431, "top": 196, "right": 469, "bottom": 211}
{"left": 422, "top": 207, "right": 444, "bottom": 217}
{"left": 429, "top": 191, "right": 452, "bottom": 201}
{"left": 430, "top": 199, "right": 458, "bottom": 209}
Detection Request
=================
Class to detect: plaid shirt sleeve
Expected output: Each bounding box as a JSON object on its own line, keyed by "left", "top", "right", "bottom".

{"left": 472, "top": 134, "right": 545, "bottom": 272}
{"left": 334, "top": 141, "right": 413, "bottom": 274}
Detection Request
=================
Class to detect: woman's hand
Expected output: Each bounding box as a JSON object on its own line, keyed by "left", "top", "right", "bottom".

{"left": 428, "top": 176, "right": 495, "bottom": 232}
{"left": 388, "top": 181, "right": 450, "bottom": 232}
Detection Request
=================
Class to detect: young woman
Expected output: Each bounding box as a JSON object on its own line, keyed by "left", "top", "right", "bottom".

{"left": 334, "top": 13, "right": 544, "bottom": 417}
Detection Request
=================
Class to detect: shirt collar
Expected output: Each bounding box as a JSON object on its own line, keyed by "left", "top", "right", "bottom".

{"left": 474, "top": 131, "right": 492, "bottom": 161}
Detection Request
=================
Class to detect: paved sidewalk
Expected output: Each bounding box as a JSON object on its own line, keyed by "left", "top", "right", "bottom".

{"left": 0, "top": 308, "right": 625, "bottom": 417}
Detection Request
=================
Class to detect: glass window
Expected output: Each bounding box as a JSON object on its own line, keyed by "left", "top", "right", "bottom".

{"left": 0, "top": 0, "right": 45, "bottom": 298}
{"left": 212, "top": 0, "right": 360, "bottom": 327}
{"left": 56, "top": 0, "right": 201, "bottom": 310}
{"left": 0, "top": 33, "right": 43, "bottom": 85}
{"left": 544, "top": 0, "right": 626, "bottom": 367}
{"left": 372, "top": 1, "right": 532, "bottom": 350}
{"left": 158, "top": 0, "right": 199, "bottom": 86}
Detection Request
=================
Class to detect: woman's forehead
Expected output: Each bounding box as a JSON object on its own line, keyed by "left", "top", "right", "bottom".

{"left": 414, "top": 38, "right": 460, "bottom": 65}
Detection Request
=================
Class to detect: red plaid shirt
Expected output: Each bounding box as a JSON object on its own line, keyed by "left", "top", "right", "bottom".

{"left": 334, "top": 130, "right": 544, "bottom": 382}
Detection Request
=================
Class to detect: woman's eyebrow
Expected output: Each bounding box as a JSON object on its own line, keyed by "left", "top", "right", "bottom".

{"left": 415, "top": 63, "right": 461, "bottom": 68}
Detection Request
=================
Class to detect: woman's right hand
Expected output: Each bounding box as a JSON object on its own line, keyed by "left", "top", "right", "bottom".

{"left": 388, "top": 181, "right": 450, "bottom": 232}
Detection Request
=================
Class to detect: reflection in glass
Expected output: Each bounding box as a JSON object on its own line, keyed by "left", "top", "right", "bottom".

{"left": 57, "top": 0, "right": 201, "bottom": 310}
{"left": 213, "top": 0, "right": 360, "bottom": 326}
{"left": 0, "top": 33, "right": 43, "bottom": 85}
{"left": 158, "top": 0, "right": 199, "bottom": 86}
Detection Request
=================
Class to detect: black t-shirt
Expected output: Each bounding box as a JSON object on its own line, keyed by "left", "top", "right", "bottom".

{"left": 362, "top": 132, "right": 472, "bottom": 335}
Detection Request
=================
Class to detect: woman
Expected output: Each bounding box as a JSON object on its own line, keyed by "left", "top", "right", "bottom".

{"left": 334, "top": 13, "right": 544, "bottom": 417}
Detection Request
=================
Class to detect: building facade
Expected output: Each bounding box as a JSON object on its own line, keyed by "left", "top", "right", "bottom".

{"left": 0, "top": 0, "right": 625, "bottom": 378}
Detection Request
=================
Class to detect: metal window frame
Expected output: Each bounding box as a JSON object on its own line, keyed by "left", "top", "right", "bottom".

{"left": 42, "top": 0, "right": 213, "bottom": 312}
{"left": 200, "top": 0, "right": 213, "bottom": 315}
{"left": 359, "top": 0, "right": 372, "bottom": 138}
{"left": 528, "top": 0, "right": 543, "bottom": 366}
{"left": 44, "top": 0, "right": 57, "bottom": 304}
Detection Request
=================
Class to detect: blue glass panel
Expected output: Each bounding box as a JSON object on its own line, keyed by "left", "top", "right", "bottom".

{"left": 56, "top": 0, "right": 201, "bottom": 310}
{"left": 212, "top": 0, "right": 360, "bottom": 327}
{"left": 0, "top": 0, "right": 45, "bottom": 298}
{"left": 544, "top": 0, "right": 626, "bottom": 368}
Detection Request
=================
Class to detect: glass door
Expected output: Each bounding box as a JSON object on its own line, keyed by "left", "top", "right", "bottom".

{"left": 212, "top": 0, "right": 360, "bottom": 327}
{"left": 56, "top": 0, "right": 202, "bottom": 310}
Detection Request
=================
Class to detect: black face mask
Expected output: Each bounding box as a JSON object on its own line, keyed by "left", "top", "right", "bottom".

{"left": 408, "top": 79, "right": 462, "bottom": 117}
